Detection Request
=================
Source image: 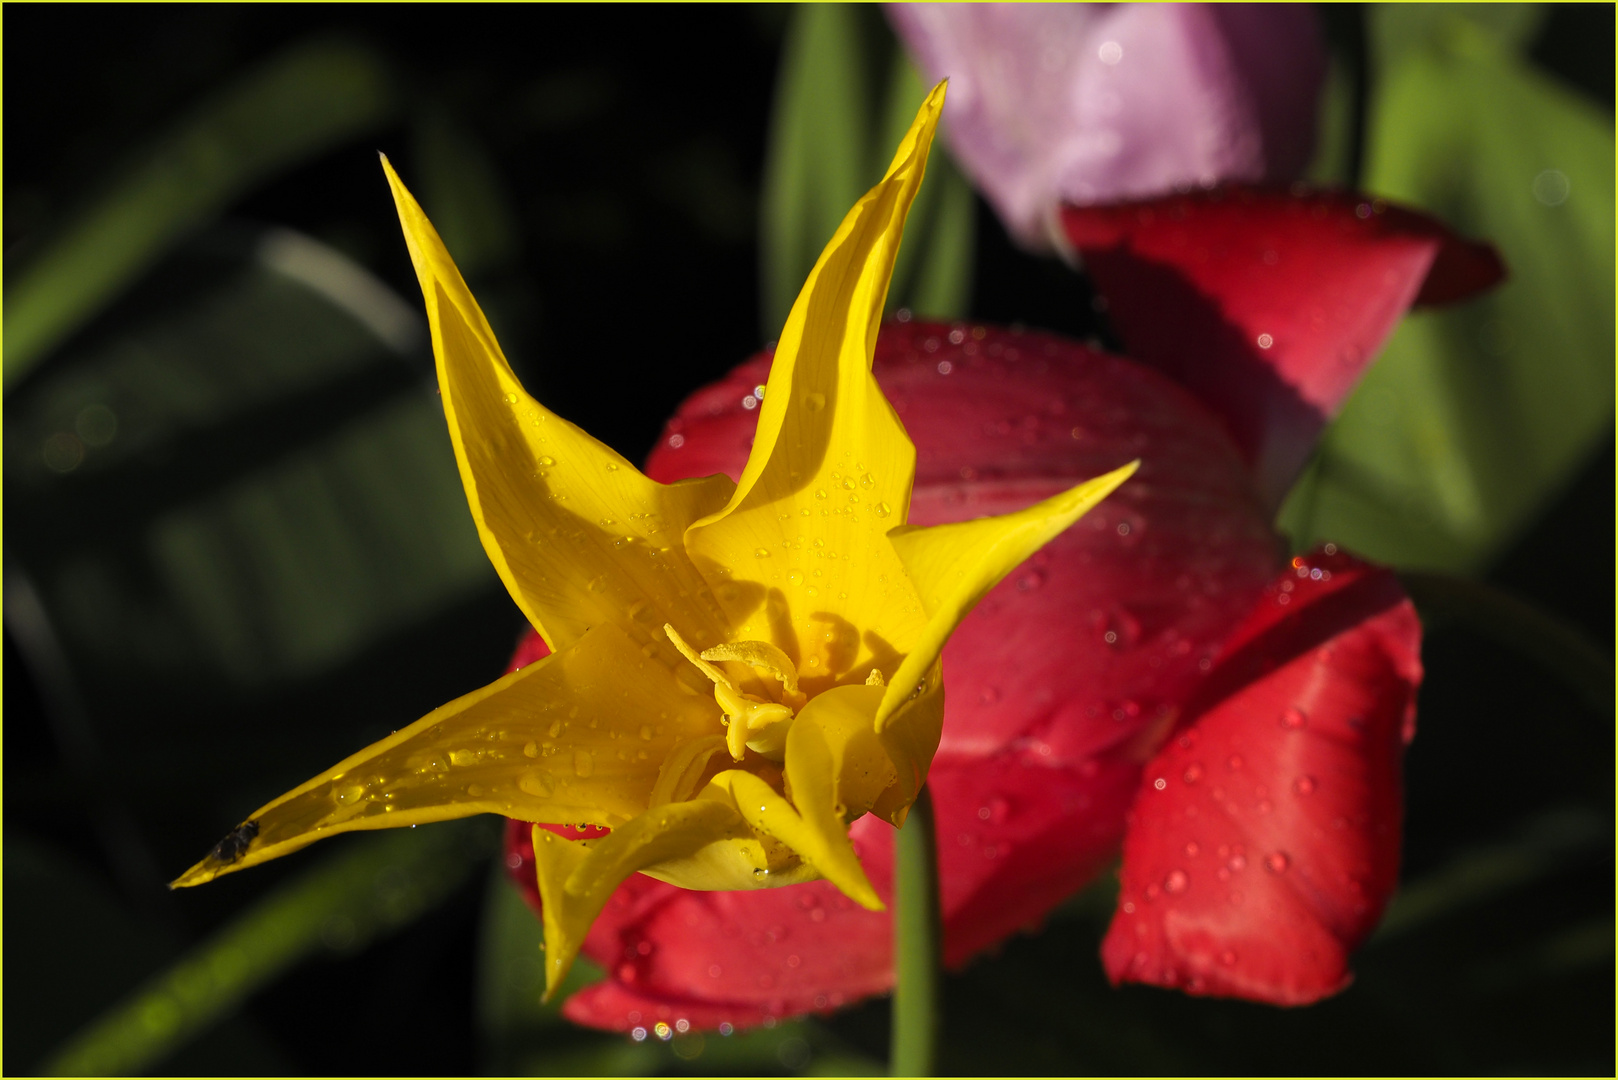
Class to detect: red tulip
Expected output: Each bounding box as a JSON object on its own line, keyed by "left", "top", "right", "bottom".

{"left": 501, "top": 187, "right": 1502, "bottom": 1030}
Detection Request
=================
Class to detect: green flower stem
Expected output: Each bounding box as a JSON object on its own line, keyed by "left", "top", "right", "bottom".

{"left": 891, "top": 784, "right": 941, "bottom": 1078}
{"left": 1398, "top": 570, "right": 1613, "bottom": 715}
{"left": 42, "top": 819, "right": 494, "bottom": 1076}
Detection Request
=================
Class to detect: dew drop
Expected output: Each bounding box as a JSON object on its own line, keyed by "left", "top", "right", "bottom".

{"left": 1163, "top": 869, "right": 1189, "bottom": 895}
{"left": 523, "top": 741, "right": 540, "bottom": 758}
{"left": 1281, "top": 706, "right": 1307, "bottom": 729}
{"left": 504, "top": 392, "right": 519, "bottom": 404}
{"left": 574, "top": 750, "right": 594, "bottom": 778}
{"left": 1182, "top": 762, "right": 1203, "bottom": 785}
{"left": 449, "top": 748, "right": 480, "bottom": 766}
{"left": 537, "top": 455, "right": 555, "bottom": 466}
{"left": 548, "top": 719, "right": 563, "bottom": 739}
{"left": 754, "top": 547, "right": 771, "bottom": 558}
{"left": 639, "top": 725, "right": 653, "bottom": 741}
{"left": 1220, "top": 949, "right": 1238, "bottom": 966}
{"left": 1265, "top": 851, "right": 1291, "bottom": 874}
{"left": 874, "top": 502, "right": 891, "bottom": 518}
{"left": 519, "top": 770, "right": 557, "bottom": 797}
{"left": 1294, "top": 775, "right": 1316, "bottom": 796}
{"left": 334, "top": 784, "right": 366, "bottom": 806}
{"left": 803, "top": 392, "right": 825, "bottom": 412}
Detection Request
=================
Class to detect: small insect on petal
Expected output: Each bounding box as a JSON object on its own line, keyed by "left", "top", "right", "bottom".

{"left": 208, "top": 820, "right": 260, "bottom": 865}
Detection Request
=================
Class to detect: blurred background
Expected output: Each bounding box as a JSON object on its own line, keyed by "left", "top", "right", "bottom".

{"left": 5, "top": 4, "right": 1612, "bottom": 1075}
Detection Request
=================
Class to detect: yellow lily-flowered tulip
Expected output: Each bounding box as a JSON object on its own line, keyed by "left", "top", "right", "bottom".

{"left": 172, "top": 82, "right": 1136, "bottom": 996}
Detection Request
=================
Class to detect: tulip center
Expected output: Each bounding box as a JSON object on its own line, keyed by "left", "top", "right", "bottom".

{"left": 664, "top": 624, "right": 811, "bottom": 762}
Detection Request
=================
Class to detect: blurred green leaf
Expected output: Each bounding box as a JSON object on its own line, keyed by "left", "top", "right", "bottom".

{"left": 476, "top": 867, "right": 611, "bottom": 1073}
{"left": 4, "top": 38, "right": 397, "bottom": 389}
{"left": 760, "top": 4, "right": 873, "bottom": 335}
{"left": 42, "top": 818, "right": 496, "bottom": 1077}
{"left": 877, "top": 49, "right": 975, "bottom": 322}
{"left": 1278, "top": 16, "right": 1614, "bottom": 571}
{"left": 410, "top": 107, "right": 523, "bottom": 279}
{"left": 1375, "top": 807, "right": 1610, "bottom": 940}
{"left": 760, "top": 11, "right": 975, "bottom": 336}
{"left": 5, "top": 227, "right": 494, "bottom": 689}
{"left": 6, "top": 833, "right": 293, "bottom": 1075}
{"left": 1369, "top": 3, "right": 1548, "bottom": 67}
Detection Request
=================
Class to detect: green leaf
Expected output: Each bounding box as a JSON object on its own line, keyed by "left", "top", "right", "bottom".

{"left": 1278, "top": 22, "right": 1614, "bottom": 572}
{"left": 3, "top": 38, "right": 397, "bottom": 390}
{"left": 759, "top": 4, "right": 873, "bottom": 335}
{"left": 475, "top": 866, "right": 610, "bottom": 1073}
{"left": 41, "top": 819, "right": 496, "bottom": 1077}
{"left": 760, "top": 13, "right": 977, "bottom": 334}
{"left": 877, "top": 48, "right": 976, "bottom": 322}
{"left": 4, "top": 227, "right": 495, "bottom": 688}
{"left": 410, "top": 107, "right": 523, "bottom": 280}
{"left": 1369, "top": 3, "right": 1548, "bottom": 68}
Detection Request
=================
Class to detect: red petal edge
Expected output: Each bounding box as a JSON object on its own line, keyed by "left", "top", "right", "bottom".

{"left": 1059, "top": 186, "right": 1504, "bottom": 507}
{"left": 1102, "top": 546, "right": 1421, "bottom": 1005}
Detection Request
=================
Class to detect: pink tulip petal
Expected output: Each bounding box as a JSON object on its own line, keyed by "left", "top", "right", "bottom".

{"left": 1101, "top": 548, "right": 1420, "bottom": 1005}
{"left": 1060, "top": 187, "right": 1505, "bottom": 507}
{"left": 887, "top": 3, "right": 1325, "bottom": 248}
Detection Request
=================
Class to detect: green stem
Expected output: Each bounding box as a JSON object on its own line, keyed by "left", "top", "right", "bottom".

{"left": 891, "top": 784, "right": 941, "bottom": 1078}
{"left": 41, "top": 819, "right": 493, "bottom": 1076}
{"left": 1398, "top": 571, "right": 1613, "bottom": 715}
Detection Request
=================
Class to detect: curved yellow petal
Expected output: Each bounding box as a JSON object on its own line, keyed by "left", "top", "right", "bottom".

{"left": 683, "top": 84, "right": 949, "bottom": 674}
{"left": 869, "top": 661, "right": 944, "bottom": 827}
{"left": 533, "top": 796, "right": 747, "bottom": 997}
{"left": 382, "top": 157, "right": 735, "bottom": 655}
{"left": 780, "top": 682, "right": 898, "bottom": 883}
{"left": 711, "top": 767, "right": 882, "bottom": 912}
{"left": 171, "top": 621, "right": 721, "bottom": 888}
{"left": 876, "top": 461, "right": 1139, "bottom": 731}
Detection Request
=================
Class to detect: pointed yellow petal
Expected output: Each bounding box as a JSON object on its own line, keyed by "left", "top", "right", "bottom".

{"left": 683, "top": 84, "right": 949, "bottom": 672}
{"left": 876, "top": 461, "right": 1139, "bottom": 731}
{"left": 710, "top": 767, "right": 882, "bottom": 912}
{"left": 170, "top": 621, "right": 721, "bottom": 888}
{"left": 381, "top": 156, "right": 734, "bottom": 655}
{"left": 533, "top": 797, "right": 747, "bottom": 997}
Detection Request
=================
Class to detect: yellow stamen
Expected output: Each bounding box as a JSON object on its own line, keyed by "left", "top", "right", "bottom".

{"left": 665, "top": 624, "right": 800, "bottom": 762}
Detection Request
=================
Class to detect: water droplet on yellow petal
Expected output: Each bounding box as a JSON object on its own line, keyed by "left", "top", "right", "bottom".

{"left": 334, "top": 784, "right": 366, "bottom": 806}
{"left": 574, "top": 750, "right": 594, "bottom": 778}
{"left": 519, "top": 770, "right": 557, "bottom": 797}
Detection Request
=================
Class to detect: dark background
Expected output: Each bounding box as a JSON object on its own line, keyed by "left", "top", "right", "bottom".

{"left": 6, "top": 4, "right": 1612, "bottom": 1075}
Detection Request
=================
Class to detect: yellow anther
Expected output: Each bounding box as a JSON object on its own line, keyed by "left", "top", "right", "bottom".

{"left": 700, "top": 639, "right": 801, "bottom": 694}
{"left": 667, "top": 625, "right": 799, "bottom": 762}
{"left": 865, "top": 668, "right": 886, "bottom": 687}
{"left": 664, "top": 624, "right": 735, "bottom": 690}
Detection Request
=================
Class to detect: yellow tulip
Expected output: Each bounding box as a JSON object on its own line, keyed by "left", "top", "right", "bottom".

{"left": 172, "top": 82, "right": 1135, "bottom": 997}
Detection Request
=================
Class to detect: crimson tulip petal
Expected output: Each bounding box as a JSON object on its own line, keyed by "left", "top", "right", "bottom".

{"left": 651, "top": 324, "right": 1279, "bottom": 765}
{"left": 1059, "top": 188, "right": 1505, "bottom": 508}
{"left": 930, "top": 751, "right": 1142, "bottom": 965}
{"left": 1101, "top": 548, "right": 1421, "bottom": 1005}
